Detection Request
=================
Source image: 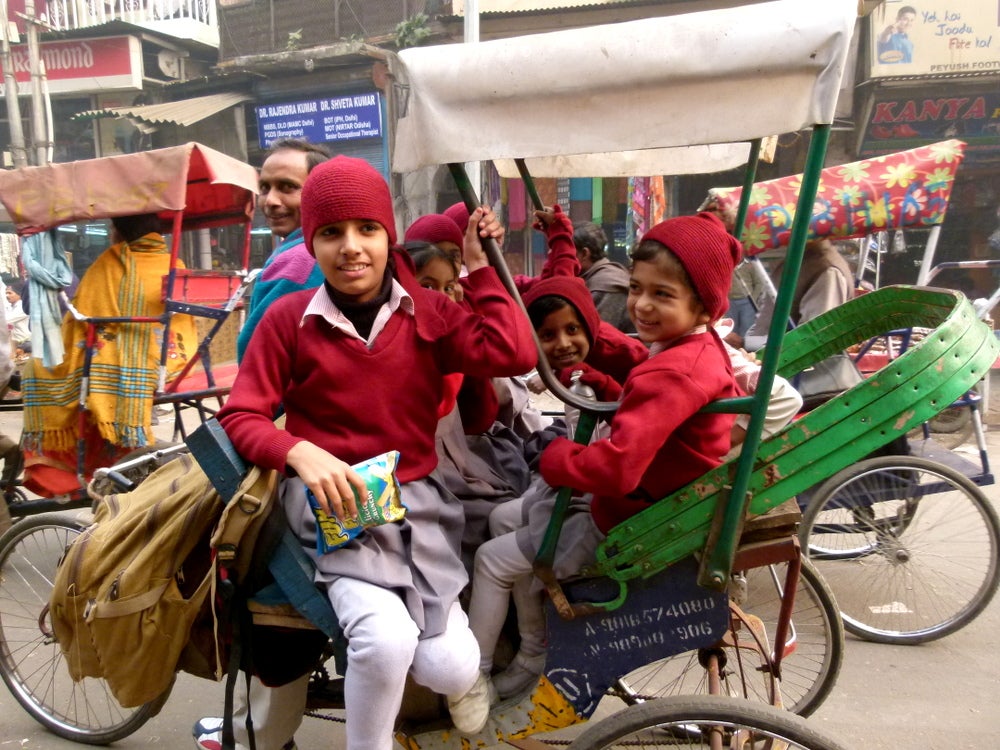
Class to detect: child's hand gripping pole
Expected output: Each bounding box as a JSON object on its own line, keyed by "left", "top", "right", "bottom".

{"left": 446, "top": 162, "right": 619, "bottom": 418}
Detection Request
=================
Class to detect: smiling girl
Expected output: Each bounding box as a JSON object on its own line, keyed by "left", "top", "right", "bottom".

{"left": 217, "top": 155, "right": 537, "bottom": 746}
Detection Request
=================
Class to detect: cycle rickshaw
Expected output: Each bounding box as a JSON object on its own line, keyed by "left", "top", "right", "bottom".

{"left": 0, "top": 142, "right": 259, "bottom": 739}
{"left": 2, "top": 1, "right": 998, "bottom": 749}
{"left": 702, "top": 139, "right": 1000, "bottom": 646}
{"left": 0, "top": 142, "right": 258, "bottom": 515}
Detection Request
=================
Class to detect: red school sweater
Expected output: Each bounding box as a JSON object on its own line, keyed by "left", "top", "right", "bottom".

{"left": 539, "top": 331, "right": 739, "bottom": 534}
{"left": 218, "top": 267, "right": 537, "bottom": 482}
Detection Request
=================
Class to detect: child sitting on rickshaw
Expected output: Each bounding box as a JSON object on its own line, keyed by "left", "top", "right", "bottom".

{"left": 215, "top": 155, "right": 537, "bottom": 746}
{"left": 468, "top": 212, "right": 744, "bottom": 698}
{"left": 20, "top": 213, "right": 199, "bottom": 497}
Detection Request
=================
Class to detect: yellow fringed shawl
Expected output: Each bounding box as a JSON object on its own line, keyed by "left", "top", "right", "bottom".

{"left": 23, "top": 233, "right": 198, "bottom": 452}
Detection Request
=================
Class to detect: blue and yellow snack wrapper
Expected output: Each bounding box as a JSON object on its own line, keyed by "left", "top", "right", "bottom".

{"left": 306, "top": 451, "right": 406, "bottom": 553}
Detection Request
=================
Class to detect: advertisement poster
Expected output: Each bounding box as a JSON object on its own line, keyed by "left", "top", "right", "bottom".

{"left": 869, "top": 0, "right": 999, "bottom": 77}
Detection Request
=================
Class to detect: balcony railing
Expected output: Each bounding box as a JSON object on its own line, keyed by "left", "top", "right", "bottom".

{"left": 41, "top": 0, "right": 216, "bottom": 33}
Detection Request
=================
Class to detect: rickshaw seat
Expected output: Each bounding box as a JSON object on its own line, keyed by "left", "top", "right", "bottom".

{"left": 590, "top": 286, "right": 999, "bottom": 586}
{"left": 159, "top": 362, "right": 239, "bottom": 395}
{"left": 162, "top": 269, "right": 245, "bottom": 306}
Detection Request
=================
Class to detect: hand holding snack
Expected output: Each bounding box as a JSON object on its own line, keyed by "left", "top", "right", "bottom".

{"left": 286, "top": 440, "right": 365, "bottom": 522}
{"left": 307, "top": 451, "right": 406, "bottom": 553}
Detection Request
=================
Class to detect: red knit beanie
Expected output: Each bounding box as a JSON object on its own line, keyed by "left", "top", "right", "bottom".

{"left": 522, "top": 276, "right": 601, "bottom": 345}
{"left": 640, "top": 212, "right": 742, "bottom": 321}
{"left": 443, "top": 201, "right": 470, "bottom": 231}
{"left": 300, "top": 155, "right": 397, "bottom": 253}
{"left": 405, "top": 213, "right": 465, "bottom": 251}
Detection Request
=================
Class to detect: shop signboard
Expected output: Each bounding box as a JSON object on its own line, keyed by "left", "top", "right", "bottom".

{"left": 857, "top": 87, "right": 1000, "bottom": 165}
{"left": 255, "top": 93, "right": 383, "bottom": 150}
{"left": 869, "top": 0, "right": 999, "bottom": 78}
{"left": 0, "top": 36, "right": 140, "bottom": 95}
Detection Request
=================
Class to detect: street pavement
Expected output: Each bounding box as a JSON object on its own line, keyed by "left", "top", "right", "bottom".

{"left": 1, "top": 373, "right": 1000, "bottom": 748}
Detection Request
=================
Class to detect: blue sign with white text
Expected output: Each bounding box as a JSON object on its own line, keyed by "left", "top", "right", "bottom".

{"left": 256, "top": 92, "right": 383, "bottom": 149}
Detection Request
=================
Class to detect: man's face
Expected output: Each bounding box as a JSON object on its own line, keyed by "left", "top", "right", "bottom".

{"left": 258, "top": 149, "right": 310, "bottom": 238}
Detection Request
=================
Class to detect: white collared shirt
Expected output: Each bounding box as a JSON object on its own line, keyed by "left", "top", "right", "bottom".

{"left": 300, "top": 279, "right": 414, "bottom": 348}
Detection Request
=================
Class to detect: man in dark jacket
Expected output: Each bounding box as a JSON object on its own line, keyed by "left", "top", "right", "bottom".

{"left": 573, "top": 222, "right": 634, "bottom": 333}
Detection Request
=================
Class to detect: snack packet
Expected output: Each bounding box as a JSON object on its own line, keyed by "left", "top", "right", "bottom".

{"left": 306, "top": 451, "right": 405, "bottom": 553}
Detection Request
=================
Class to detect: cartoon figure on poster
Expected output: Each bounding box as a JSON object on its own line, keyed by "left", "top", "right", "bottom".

{"left": 877, "top": 5, "right": 917, "bottom": 64}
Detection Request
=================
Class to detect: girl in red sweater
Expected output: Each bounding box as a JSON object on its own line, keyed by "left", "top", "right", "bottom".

{"left": 468, "top": 212, "right": 742, "bottom": 700}
{"left": 217, "top": 156, "right": 536, "bottom": 746}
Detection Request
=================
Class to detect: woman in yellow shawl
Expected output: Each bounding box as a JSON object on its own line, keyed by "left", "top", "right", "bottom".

{"left": 21, "top": 214, "right": 198, "bottom": 497}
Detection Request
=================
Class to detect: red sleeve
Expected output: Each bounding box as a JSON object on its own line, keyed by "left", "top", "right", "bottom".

{"left": 539, "top": 365, "right": 716, "bottom": 498}
{"left": 438, "top": 372, "right": 464, "bottom": 420}
{"left": 539, "top": 206, "right": 580, "bottom": 279}
{"left": 439, "top": 266, "right": 538, "bottom": 377}
{"left": 218, "top": 298, "right": 307, "bottom": 472}
{"left": 510, "top": 206, "right": 580, "bottom": 295}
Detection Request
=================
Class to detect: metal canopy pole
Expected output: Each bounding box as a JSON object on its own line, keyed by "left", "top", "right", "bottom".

{"left": 698, "top": 124, "right": 832, "bottom": 590}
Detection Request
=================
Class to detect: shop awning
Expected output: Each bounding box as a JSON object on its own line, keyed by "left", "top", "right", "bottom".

{"left": 73, "top": 92, "right": 253, "bottom": 133}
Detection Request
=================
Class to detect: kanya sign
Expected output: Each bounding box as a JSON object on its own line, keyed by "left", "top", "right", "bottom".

{"left": 858, "top": 89, "right": 1000, "bottom": 165}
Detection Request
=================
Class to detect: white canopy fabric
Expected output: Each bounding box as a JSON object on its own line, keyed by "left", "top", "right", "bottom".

{"left": 492, "top": 144, "right": 752, "bottom": 179}
{"left": 392, "top": 0, "right": 856, "bottom": 173}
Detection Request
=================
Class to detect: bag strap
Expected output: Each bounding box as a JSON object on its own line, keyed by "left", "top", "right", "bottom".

{"left": 268, "top": 527, "right": 339, "bottom": 638}
{"left": 187, "top": 419, "right": 340, "bottom": 636}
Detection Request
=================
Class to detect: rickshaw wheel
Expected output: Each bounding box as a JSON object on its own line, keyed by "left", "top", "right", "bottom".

{"left": 800, "top": 455, "right": 1000, "bottom": 644}
{"left": 0, "top": 514, "right": 170, "bottom": 744}
{"left": 612, "top": 559, "right": 841, "bottom": 717}
{"left": 567, "top": 695, "right": 851, "bottom": 750}
{"left": 906, "top": 404, "right": 974, "bottom": 450}
{"left": 611, "top": 598, "right": 778, "bottom": 709}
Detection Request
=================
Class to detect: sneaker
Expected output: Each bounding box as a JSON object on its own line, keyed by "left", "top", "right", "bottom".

{"left": 446, "top": 672, "right": 496, "bottom": 735}
{"left": 192, "top": 717, "right": 296, "bottom": 750}
{"left": 492, "top": 652, "right": 545, "bottom": 699}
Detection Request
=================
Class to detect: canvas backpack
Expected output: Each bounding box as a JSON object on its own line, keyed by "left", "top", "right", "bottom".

{"left": 48, "top": 452, "right": 281, "bottom": 708}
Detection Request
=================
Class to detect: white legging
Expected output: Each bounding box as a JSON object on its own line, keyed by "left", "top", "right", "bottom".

{"left": 329, "top": 576, "right": 480, "bottom": 750}
{"left": 468, "top": 497, "right": 546, "bottom": 673}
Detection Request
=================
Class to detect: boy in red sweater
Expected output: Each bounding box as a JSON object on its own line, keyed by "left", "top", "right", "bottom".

{"left": 217, "top": 156, "right": 536, "bottom": 745}
{"left": 468, "top": 211, "right": 742, "bottom": 699}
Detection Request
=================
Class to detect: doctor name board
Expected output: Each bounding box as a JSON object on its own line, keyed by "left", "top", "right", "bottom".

{"left": 256, "top": 93, "right": 383, "bottom": 149}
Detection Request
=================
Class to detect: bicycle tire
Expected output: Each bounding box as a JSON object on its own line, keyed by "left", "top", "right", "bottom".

{"left": 611, "top": 602, "right": 779, "bottom": 709}
{"left": 612, "top": 558, "right": 842, "bottom": 717}
{"left": 800, "top": 455, "right": 1000, "bottom": 644}
{"left": 567, "top": 694, "right": 852, "bottom": 750}
{"left": 0, "top": 513, "right": 169, "bottom": 744}
{"left": 738, "top": 558, "right": 843, "bottom": 716}
{"left": 907, "top": 404, "right": 974, "bottom": 450}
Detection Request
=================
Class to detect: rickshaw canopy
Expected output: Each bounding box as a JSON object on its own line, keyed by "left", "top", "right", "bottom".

{"left": 0, "top": 142, "right": 259, "bottom": 237}
{"left": 391, "top": 0, "right": 856, "bottom": 173}
{"left": 492, "top": 144, "right": 753, "bottom": 179}
{"left": 704, "top": 139, "right": 967, "bottom": 254}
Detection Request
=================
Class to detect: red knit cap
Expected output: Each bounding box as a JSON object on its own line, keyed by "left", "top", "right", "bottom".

{"left": 640, "top": 212, "right": 742, "bottom": 321}
{"left": 443, "top": 201, "right": 471, "bottom": 231}
{"left": 405, "top": 213, "right": 465, "bottom": 251}
{"left": 522, "top": 276, "right": 601, "bottom": 345}
{"left": 300, "top": 155, "right": 397, "bottom": 253}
